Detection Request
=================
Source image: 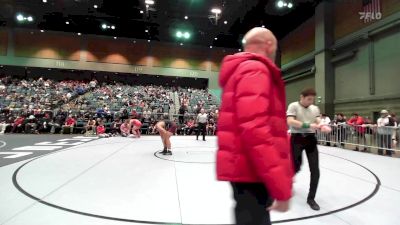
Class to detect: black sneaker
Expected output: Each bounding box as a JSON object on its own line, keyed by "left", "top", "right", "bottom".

{"left": 307, "top": 199, "right": 320, "bottom": 211}
{"left": 159, "top": 149, "right": 168, "bottom": 155}
{"left": 165, "top": 150, "right": 173, "bottom": 155}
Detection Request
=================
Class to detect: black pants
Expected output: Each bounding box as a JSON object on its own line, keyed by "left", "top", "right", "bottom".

{"left": 197, "top": 122, "right": 206, "bottom": 140}
{"left": 179, "top": 116, "right": 184, "bottom": 124}
{"left": 291, "top": 134, "right": 320, "bottom": 200}
{"left": 378, "top": 134, "right": 392, "bottom": 156}
{"left": 231, "top": 182, "right": 272, "bottom": 225}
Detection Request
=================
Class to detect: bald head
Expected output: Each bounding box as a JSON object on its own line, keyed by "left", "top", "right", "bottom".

{"left": 243, "top": 27, "right": 277, "bottom": 60}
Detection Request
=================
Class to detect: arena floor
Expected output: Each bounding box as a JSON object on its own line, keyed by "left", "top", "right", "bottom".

{"left": 0, "top": 135, "right": 399, "bottom": 225}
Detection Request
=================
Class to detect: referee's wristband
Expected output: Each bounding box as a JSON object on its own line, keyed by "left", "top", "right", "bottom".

{"left": 302, "top": 122, "right": 310, "bottom": 129}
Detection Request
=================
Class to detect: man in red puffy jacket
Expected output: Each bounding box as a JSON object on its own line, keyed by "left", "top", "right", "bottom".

{"left": 216, "top": 27, "right": 293, "bottom": 225}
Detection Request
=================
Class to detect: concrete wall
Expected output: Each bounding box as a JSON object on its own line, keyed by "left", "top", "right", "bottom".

{"left": 334, "top": 27, "right": 400, "bottom": 117}
{"left": 282, "top": 0, "right": 400, "bottom": 119}
{"left": 285, "top": 76, "right": 315, "bottom": 105}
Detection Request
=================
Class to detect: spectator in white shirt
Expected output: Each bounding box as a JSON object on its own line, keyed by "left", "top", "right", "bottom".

{"left": 377, "top": 110, "right": 397, "bottom": 156}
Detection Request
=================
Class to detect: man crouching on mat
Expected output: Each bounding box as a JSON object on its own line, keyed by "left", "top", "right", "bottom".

{"left": 156, "top": 118, "right": 177, "bottom": 155}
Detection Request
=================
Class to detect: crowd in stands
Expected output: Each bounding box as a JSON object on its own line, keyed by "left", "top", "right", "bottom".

{"left": 0, "top": 76, "right": 89, "bottom": 114}
{"left": 1, "top": 75, "right": 397, "bottom": 155}
{"left": 0, "top": 76, "right": 220, "bottom": 137}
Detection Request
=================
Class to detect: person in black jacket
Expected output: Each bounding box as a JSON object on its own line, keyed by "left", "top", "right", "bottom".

{"left": 178, "top": 105, "right": 186, "bottom": 125}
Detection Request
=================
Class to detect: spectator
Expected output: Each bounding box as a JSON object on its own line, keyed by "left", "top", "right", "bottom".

{"left": 12, "top": 115, "right": 25, "bottom": 133}
{"left": 111, "top": 118, "right": 122, "bottom": 135}
{"left": 347, "top": 113, "right": 367, "bottom": 152}
{"left": 0, "top": 117, "right": 11, "bottom": 134}
{"left": 96, "top": 120, "right": 109, "bottom": 138}
{"left": 37, "top": 114, "right": 51, "bottom": 133}
{"left": 85, "top": 117, "right": 97, "bottom": 134}
{"left": 377, "top": 110, "right": 397, "bottom": 156}
{"left": 178, "top": 105, "right": 186, "bottom": 124}
{"left": 320, "top": 114, "right": 332, "bottom": 146}
{"left": 184, "top": 118, "right": 195, "bottom": 135}
{"left": 207, "top": 118, "right": 216, "bottom": 135}
{"left": 332, "top": 113, "right": 346, "bottom": 148}
{"left": 62, "top": 116, "right": 76, "bottom": 134}
{"left": 49, "top": 114, "right": 63, "bottom": 134}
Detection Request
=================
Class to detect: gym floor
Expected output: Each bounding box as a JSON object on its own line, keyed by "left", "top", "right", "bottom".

{"left": 0, "top": 135, "right": 399, "bottom": 225}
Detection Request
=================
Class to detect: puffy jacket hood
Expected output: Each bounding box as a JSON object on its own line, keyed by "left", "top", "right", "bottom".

{"left": 219, "top": 52, "right": 281, "bottom": 88}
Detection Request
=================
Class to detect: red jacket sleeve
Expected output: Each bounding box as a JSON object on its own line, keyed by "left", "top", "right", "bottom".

{"left": 347, "top": 118, "right": 355, "bottom": 125}
{"left": 356, "top": 117, "right": 364, "bottom": 125}
{"left": 234, "top": 61, "right": 292, "bottom": 201}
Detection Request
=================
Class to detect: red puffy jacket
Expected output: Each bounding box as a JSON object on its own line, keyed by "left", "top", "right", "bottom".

{"left": 216, "top": 52, "right": 293, "bottom": 201}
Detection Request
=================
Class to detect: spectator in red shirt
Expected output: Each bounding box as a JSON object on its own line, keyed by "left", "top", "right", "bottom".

{"left": 62, "top": 116, "right": 76, "bottom": 134}
{"left": 184, "top": 118, "right": 195, "bottom": 135}
{"left": 11, "top": 115, "right": 25, "bottom": 133}
{"left": 96, "top": 121, "right": 109, "bottom": 138}
{"left": 347, "top": 113, "right": 367, "bottom": 152}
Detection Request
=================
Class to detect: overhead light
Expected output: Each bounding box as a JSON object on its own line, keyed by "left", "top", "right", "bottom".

{"left": 42, "top": 0, "right": 47, "bottom": 3}
{"left": 184, "top": 16, "right": 188, "bottom": 20}
{"left": 140, "top": 10, "right": 144, "bottom": 14}
{"left": 183, "top": 32, "right": 190, "bottom": 39}
{"left": 277, "top": 1, "right": 293, "bottom": 9}
{"left": 16, "top": 14, "right": 24, "bottom": 21}
{"left": 214, "top": 37, "right": 218, "bottom": 40}
{"left": 180, "top": 43, "right": 183, "bottom": 46}
{"left": 238, "top": 49, "right": 242, "bottom": 52}
{"left": 65, "top": 21, "right": 70, "bottom": 25}
{"left": 224, "top": 20, "right": 228, "bottom": 24}
{"left": 16, "top": 14, "right": 34, "bottom": 22}
{"left": 40, "top": 30, "right": 44, "bottom": 32}
{"left": 145, "top": 0, "right": 155, "bottom": 5}
{"left": 101, "top": 24, "right": 107, "bottom": 29}
{"left": 111, "top": 25, "right": 115, "bottom": 29}
{"left": 133, "top": 40, "right": 136, "bottom": 44}
{"left": 176, "top": 31, "right": 183, "bottom": 38}
{"left": 261, "top": 25, "right": 265, "bottom": 28}
{"left": 93, "top": 4, "right": 98, "bottom": 8}
{"left": 114, "top": 37, "right": 117, "bottom": 39}
{"left": 211, "top": 8, "right": 221, "bottom": 14}
{"left": 209, "top": 46, "right": 213, "bottom": 49}
{"left": 145, "top": 29, "right": 148, "bottom": 33}
{"left": 77, "top": 33, "right": 81, "bottom": 36}
{"left": 148, "top": 40, "right": 151, "bottom": 42}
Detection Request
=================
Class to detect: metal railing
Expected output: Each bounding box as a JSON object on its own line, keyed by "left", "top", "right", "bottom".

{"left": 316, "top": 124, "right": 399, "bottom": 155}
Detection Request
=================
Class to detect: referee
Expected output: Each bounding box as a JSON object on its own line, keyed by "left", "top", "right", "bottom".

{"left": 287, "top": 88, "right": 326, "bottom": 211}
{"left": 196, "top": 108, "right": 208, "bottom": 141}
